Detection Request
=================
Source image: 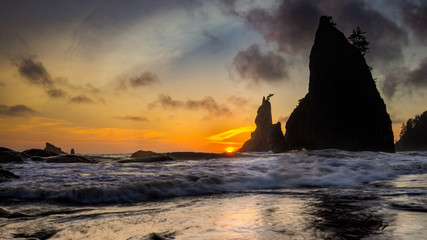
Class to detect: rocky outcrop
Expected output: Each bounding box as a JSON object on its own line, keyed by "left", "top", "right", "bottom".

{"left": 284, "top": 16, "right": 394, "bottom": 152}
{"left": 22, "top": 149, "right": 58, "bottom": 157}
{"left": 70, "top": 148, "right": 75, "bottom": 154}
{"left": 0, "top": 147, "right": 25, "bottom": 163}
{"left": 396, "top": 111, "right": 427, "bottom": 151}
{"left": 44, "top": 142, "right": 66, "bottom": 154}
{"left": 0, "top": 165, "right": 20, "bottom": 182}
{"left": 239, "top": 96, "right": 287, "bottom": 153}
{"left": 127, "top": 150, "right": 230, "bottom": 162}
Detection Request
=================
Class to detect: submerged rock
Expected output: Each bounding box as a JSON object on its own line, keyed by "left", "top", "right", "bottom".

{"left": 396, "top": 111, "right": 427, "bottom": 151}
{"left": 284, "top": 16, "right": 394, "bottom": 152}
{"left": 0, "top": 165, "right": 20, "bottom": 182}
{"left": 0, "top": 147, "right": 25, "bottom": 163}
{"left": 239, "top": 95, "right": 287, "bottom": 153}
{"left": 22, "top": 148, "right": 58, "bottom": 157}
{"left": 44, "top": 142, "right": 66, "bottom": 154}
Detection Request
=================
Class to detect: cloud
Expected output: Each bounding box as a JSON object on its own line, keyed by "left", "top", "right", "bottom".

{"left": 0, "top": 104, "right": 39, "bottom": 116}
{"left": 12, "top": 56, "right": 106, "bottom": 102}
{"left": 407, "top": 58, "right": 427, "bottom": 88}
{"left": 0, "top": 81, "right": 5, "bottom": 87}
{"left": 382, "top": 57, "right": 427, "bottom": 99}
{"left": 231, "top": 44, "right": 288, "bottom": 84}
{"left": 69, "top": 95, "right": 95, "bottom": 104}
{"left": 222, "top": 0, "right": 412, "bottom": 96}
{"left": 116, "top": 71, "right": 160, "bottom": 90}
{"left": 114, "top": 115, "right": 148, "bottom": 121}
{"left": 401, "top": 1, "right": 427, "bottom": 44}
{"left": 227, "top": 96, "right": 250, "bottom": 107}
{"left": 149, "top": 94, "right": 232, "bottom": 117}
{"left": 47, "top": 88, "right": 67, "bottom": 98}
{"left": 12, "top": 56, "right": 54, "bottom": 87}
{"left": 208, "top": 126, "right": 255, "bottom": 142}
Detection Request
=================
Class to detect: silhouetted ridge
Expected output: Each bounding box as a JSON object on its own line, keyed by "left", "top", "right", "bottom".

{"left": 396, "top": 111, "right": 427, "bottom": 151}
{"left": 239, "top": 96, "right": 287, "bottom": 153}
{"left": 284, "top": 16, "right": 394, "bottom": 152}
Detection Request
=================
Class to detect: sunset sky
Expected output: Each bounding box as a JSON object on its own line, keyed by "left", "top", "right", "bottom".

{"left": 1, "top": 0, "right": 426, "bottom": 153}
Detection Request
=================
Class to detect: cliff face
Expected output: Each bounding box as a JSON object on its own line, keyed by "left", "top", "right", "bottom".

{"left": 284, "top": 16, "right": 395, "bottom": 152}
{"left": 239, "top": 97, "right": 287, "bottom": 153}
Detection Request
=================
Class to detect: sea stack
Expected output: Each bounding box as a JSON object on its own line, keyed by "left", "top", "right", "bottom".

{"left": 284, "top": 16, "right": 395, "bottom": 152}
{"left": 44, "top": 142, "right": 66, "bottom": 155}
{"left": 239, "top": 95, "right": 287, "bottom": 153}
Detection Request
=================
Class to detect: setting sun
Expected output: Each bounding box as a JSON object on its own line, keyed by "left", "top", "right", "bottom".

{"left": 225, "top": 147, "right": 236, "bottom": 153}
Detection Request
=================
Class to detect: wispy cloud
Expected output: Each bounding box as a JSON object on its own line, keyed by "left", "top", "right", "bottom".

{"left": 69, "top": 95, "right": 95, "bottom": 104}
{"left": 114, "top": 115, "right": 148, "bottom": 122}
{"left": 149, "top": 94, "right": 232, "bottom": 117}
{"left": 0, "top": 104, "right": 39, "bottom": 116}
{"left": 208, "top": 126, "right": 255, "bottom": 142}
{"left": 116, "top": 71, "right": 160, "bottom": 90}
{"left": 12, "top": 56, "right": 104, "bottom": 102}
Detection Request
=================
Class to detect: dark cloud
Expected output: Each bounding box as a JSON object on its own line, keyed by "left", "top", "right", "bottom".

{"left": 12, "top": 56, "right": 53, "bottom": 87}
{"left": 245, "top": 0, "right": 321, "bottom": 54}
{"left": 46, "top": 88, "right": 67, "bottom": 98}
{"left": 382, "top": 58, "right": 427, "bottom": 98}
{"left": 0, "top": 104, "right": 39, "bottom": 116}
{"left": 149, "top": 94, "right": 232, "bottom": 117}
{"left": 222, "top": 0, "right": 412, "bottom": 95}
{"left": 69, "top": 95, "right": 95, "bottom": 104}
{"left": 401, "top": 1, "right": 427, "bottom": 43}
{"left": 231, "top": 44, "right": 288, "bottom": 84}
{"left": 12, "top": 56, "right": 106, "bottom": 102}
{"left": 116, "top": 71, "right": 160, "bottom": 90}
{"left": 407, "top": 58, "right": 427, "bottom": 88}
{"left": 115, "top": 115, "right": 148, "bottom": 121}
{"left": 129, "top": 72, "right": 160, "bottom": 87}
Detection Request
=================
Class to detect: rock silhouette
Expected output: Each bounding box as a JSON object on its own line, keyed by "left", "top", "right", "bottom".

{"left": 285, "top": 16, "right": 394, "bottom": 152}
{"left": 239, "top": 96, "right": 287, "bottom": 153}
{"left": 0, "top": 147, "right": 25, "bottom": 163}
{"left": 396, "top": 111, "right": 427, "bottom": 151}
{"left": 0, "top": 165, "right": 20, "bottom": 182}
{"left": 44, "top": 142, "right": 66, "bottom": 154}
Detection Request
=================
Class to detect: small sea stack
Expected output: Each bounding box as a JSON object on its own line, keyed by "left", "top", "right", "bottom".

{"left": 239, "top": 94, "right": 287, "bottom": 153}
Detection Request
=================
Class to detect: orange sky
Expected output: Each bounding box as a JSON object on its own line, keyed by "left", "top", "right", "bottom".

{"left": 1, "top": 1, "right": 426, "bottom": 153}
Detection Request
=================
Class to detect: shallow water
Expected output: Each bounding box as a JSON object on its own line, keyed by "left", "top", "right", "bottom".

{"left": 0, "top": 150, "right": 426, "bottom": 239}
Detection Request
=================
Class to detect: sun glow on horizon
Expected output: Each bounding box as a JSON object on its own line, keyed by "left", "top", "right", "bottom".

{"left": 225, "top": 146, "right": 236, "bottom": 153}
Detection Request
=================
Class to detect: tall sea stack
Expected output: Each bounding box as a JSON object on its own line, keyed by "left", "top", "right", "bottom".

{"left": 239, "top": 96, "right": 287, "bottom": 153}
{"left": 284, "top": 16, "right": 395, "bottom": 152}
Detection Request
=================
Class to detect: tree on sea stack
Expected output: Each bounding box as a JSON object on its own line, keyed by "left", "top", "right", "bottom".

{"left": 348, "top": 26, "right": 370, "bottom": 56}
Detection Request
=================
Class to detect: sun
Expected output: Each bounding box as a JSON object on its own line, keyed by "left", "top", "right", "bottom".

{"left": 225, "top": 147, "right": 236, "bottom": 153}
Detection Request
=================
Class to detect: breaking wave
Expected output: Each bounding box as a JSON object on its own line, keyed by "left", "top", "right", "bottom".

{"left": 1, "top": 150, "right": 426, "bottom": 204}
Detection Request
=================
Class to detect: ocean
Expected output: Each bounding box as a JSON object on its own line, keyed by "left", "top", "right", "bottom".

{"left": 0, "top": 150, "right": 426, "bottom": 239}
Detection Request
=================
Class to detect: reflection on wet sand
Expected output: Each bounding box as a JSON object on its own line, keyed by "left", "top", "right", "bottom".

{"left": 307, "top": 192, "right": 393, "bottom": 239}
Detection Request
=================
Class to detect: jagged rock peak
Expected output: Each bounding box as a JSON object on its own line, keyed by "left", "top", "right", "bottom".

{"left": 284, "top": 16, "right": 394, "bottom": 153}
{"left": 239, "top": 95, "right": 287, "bottom": 153}
{"left": 44, "top": 142, "right": 66, "bottom": 155}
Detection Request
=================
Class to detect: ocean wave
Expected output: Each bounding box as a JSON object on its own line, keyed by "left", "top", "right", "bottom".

{"left": 1, "top": 150, "right": 426, "bottom": 204}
